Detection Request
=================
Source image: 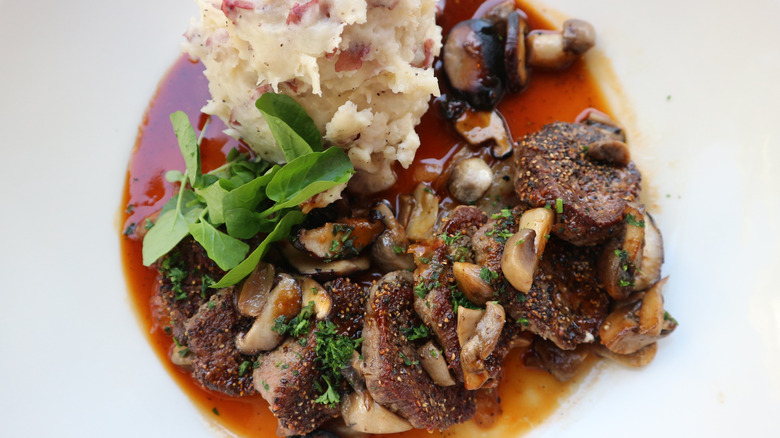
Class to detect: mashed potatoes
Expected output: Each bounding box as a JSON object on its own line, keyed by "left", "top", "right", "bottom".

{"left": 184, "top": 0, "right": 442, "bottom": 192}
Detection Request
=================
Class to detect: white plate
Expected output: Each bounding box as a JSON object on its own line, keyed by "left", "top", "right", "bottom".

{"left": 1, "top": 0, "right": 779, "bottom": 436}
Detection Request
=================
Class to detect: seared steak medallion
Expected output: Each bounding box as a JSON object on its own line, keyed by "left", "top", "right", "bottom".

{"left": 183, "top": 289, "right": 256, "bottom": 396}
{"left": 514, "top": 122, "right": 641, "bottom": 246}
{"left": 363, "top": 271, "right": 476, "bottom": 430}
{"left": 254, "top": 278, "right": 367, "bottom": 436}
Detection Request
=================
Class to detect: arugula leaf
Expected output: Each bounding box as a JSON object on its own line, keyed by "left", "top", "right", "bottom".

{"left": 195, "top": 180, "right": 230, "bottom": 225}
{"left": 256, "top": 93, "right": 322, "bottom": 161}
{"left": 263, "top": 147, "right": 353, "bottom": 216}
{"left": 169, "top": 111, "right": 201, "bottom": 187}
{"left": 212, "top": 210, "right": 306, "bottom": 287}
{"left": 142, "top": 200, "right": 204, "bottom": 266}
{"left": 188, "top": 220, "right": 250, "bottom": 270}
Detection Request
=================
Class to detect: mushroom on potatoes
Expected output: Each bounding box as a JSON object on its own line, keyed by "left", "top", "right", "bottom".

{"left": 527, "top": 18, "right": 595, "bottom": 70}
{"left": 448, "top": 158, "right": 494, "bottom": 204}
{"left": 453, "top": 108, "right": 514, "bottom": 159}
{"left": 443, "top": 19, "right": 505, "bottom": 109}
{"left": 501, "top": 228, "right": 538, "bottom": 293}
{"left": 236, "top": 274, "right": 302, "bottom": 354}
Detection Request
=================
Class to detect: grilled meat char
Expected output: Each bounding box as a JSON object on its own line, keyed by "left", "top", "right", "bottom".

{"left": 155, "top": 238, "right": 256, "bottom": 396}
{"left": 254, "top": 278, "right": 367, "bottom": 436}
{"left": 413, "top": 206, "right": 488, "bottom": 382}
{"left": 472, "top": 211, "right": 609, "bottom": 350}
{"left": 514, "top": 122, "right": 641, "bottom": 246}
{"left": 363, "top": 271, "right": 476, "bottom": 430}
{"left": 184, "top": 289, "right": 256, "bottom": 396}
{"left": 154, "top": 237, "right": 223, "bottom": 343}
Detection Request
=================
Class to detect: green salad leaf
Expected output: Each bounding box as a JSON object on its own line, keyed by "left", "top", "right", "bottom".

{"left": 142, "top": 93, "right": 354, "bottom": 287}
{"left": 256, "top": 93, "right": 322, "bottom": 161}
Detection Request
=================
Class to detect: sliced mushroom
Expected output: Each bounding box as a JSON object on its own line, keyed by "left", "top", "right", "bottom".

{"left": 236, "top": 274, "right": 302, "bottom": 354}
{"left": 518, "top": 207, "right": 555, "bottom": 255}
{"left": 477, "top": 0, "right": 518, "bottom": 37}
{"left": 457, "top": 306, "right": 485, "bottom": 347}
{"left": 293, "top": 218, "right": 384, "bottom": 260}
{"left": 586, "top": 139, "right": 631, "bottom": 166}
{"left": 341, "top": 350, "right": 366, "bottom": 392}
{"left": 448, "top": 158, "right": 494, "bottom": 204}
{"left": 504, "top": 11, "right": 529, "bottom": 93}
{"left": 501, "top": 228, "right": 538, "bottom": 293}
{"left": 599, "top": 204, "right": 646, "bottom": 300}
{"left": 236, "top": 262, "right": 275, "bottom": 317}
{"left": 460, "top": 301, "right": 506, "bottom": 390}
{"left": 299, "top": 276, "right": 332, "bottom": 320}
{"left": 396, "top": 194, "right": 415, "bottom": 230}
{"left": 599, "top": 278, "right": 677, "bottom": 355}
{"left": 575, "top": 107, "right": 626, "bottom": 142}
{"left": 453, "top": 108, "right": 514, "bottom": 159}
{"left": 170, "top": 343, "right": 193, "bottom": 369}
{"left": 280, "top": 240, "right": 371, "bottom": 277}
{"left": 417, "top": 341, "right": 456, "bottom": 386}
{"left": 527, "top": 18, "right": 596, "bottom": 70}
{"left": 340, "top": 391, "right": 413, "bottom": 434}
{"left": 633, "top": 213, "right": 664, "bottom": 291}
{"left": 452, "top": 262, "right": 495, "bottom": 305}
{"left": 443, "top": 19, "right": 505, "bottom": 109}
{"left": 475, "top": 159, "right": 521, "bottom": 215}
{"left": 405, "top": 183, "right": 439, "bottom": 242}
{"left": 591, "top": 342, "right": 658, "bottom": 367}
{"left": 369, "top": 203, "right": 416, "bottom": 272}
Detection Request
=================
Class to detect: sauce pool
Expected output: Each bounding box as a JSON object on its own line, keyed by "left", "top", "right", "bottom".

{"left": 120, "top": 1, "right": 612, "bottom": 436}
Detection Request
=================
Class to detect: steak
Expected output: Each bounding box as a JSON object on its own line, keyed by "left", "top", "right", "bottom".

{"left": 514, "top": 122, "right": 641, "bottom": 246}
{"left": 154, "top": 237, "right": 223, "bottom": 343}
{"left": 362, "top": 271, "right": 476, "bottom": 430}
{"left": 254, "top": 278, "right": 367, "bottom": 436}
{"left": 413, "top": 206, "right": 488, "bottom": 381}
{"left": 183, "top": 288, "right": 256, "bottom": 396}
{"left": 471, "top": 211, "right": 609, "bottom": 350}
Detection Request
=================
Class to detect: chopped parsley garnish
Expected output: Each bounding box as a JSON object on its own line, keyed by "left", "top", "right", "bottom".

{"left": 313, "top": 320, "right": 363, "bottom": 406}
{"left": 272, "top": 301, "right": 315, "bottom": 338}
{"left": 440, "top": 231, "right": 464, "bottom": 245}
{"left": 664, "top": 311, "right": 679, "bottom": 325}
{"left": 401, "top": 324, "right": 430, "bottom": 341}
{"left": 393, "top": 245, "right": 406, "bottom": 254}
{"left": 399, "top": 352, "right": 419, "bottom": 366}
{"left": 517, "top": 317, "right": 530, "bottom": 326}
{"left": 238, "top": 360, "right": 252, "bottom": 377}
{"left": 479, "top": 267, "right": 499, "bottom": 283}
{"left": 625, "top": 214, "right": 646, "bottom": 228}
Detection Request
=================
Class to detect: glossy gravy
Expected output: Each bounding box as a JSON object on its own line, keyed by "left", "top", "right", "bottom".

{"left": 120, "top": 0, "right": 611, "bottom": 436}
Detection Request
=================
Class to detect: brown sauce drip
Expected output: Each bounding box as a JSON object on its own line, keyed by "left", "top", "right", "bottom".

{"left": 120, "top": 0, "right": 611, "bottom": 436}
